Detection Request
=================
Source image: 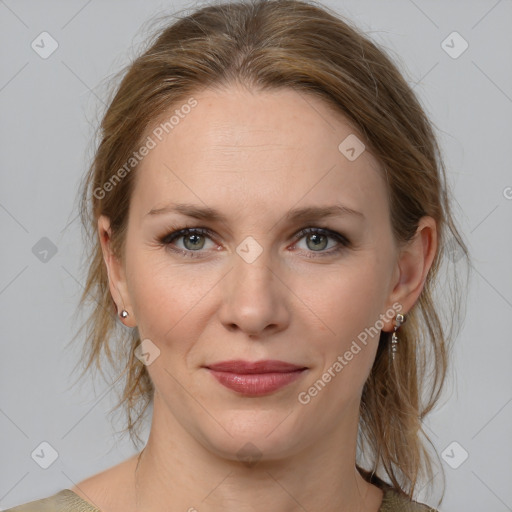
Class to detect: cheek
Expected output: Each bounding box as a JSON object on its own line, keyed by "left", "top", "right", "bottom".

{"left": 125, "top": 248, "right": 218, "bottom": 344}
{"left": 296, "top": 260, "right": 387, "bottom": 388}
{"left": 298, "top": 259, "right": 385, "bottom": 339}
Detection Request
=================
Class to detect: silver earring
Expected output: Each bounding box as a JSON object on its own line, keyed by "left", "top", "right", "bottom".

{"left": 120, "top": 309, "right": 129, "bottom": 319}
{"left": 390, "top": 313, "right": 406, "bottom": 361}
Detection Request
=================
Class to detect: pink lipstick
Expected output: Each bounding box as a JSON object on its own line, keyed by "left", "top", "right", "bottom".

{"left": 205, "top": 360, "right": 307, "bottom": 396}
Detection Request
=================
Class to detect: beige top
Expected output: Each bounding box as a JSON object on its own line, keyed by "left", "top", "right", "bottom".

{"left": 3, "top": 486, "right": 439, "bottom": 511}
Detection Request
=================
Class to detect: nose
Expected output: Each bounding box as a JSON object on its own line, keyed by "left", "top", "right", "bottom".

{"left": 217, "top": 247, "right": 291, "bottom": 339}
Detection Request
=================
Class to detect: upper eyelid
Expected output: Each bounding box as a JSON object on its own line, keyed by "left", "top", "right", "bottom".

{"left": 161, "top": 226, "right": 348, "bottom": 246}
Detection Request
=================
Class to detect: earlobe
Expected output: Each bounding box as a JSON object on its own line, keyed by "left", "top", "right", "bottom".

{"left": 383, "top": 216, "right": 437, "bottom": 331}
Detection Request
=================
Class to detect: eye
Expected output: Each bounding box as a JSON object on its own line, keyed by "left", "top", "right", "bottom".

{"left": 159, "top": 227, "right": 217, "bottom": 257}
{"left": 158, "top": 226, "right": 350, "bottom": 259}
{"left": 292, "top": 227, "right": 350, "bottom": 258}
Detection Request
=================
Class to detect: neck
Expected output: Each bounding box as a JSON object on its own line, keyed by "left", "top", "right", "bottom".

{"left": 128, "top": 393, "right": 382, "bottom": 512}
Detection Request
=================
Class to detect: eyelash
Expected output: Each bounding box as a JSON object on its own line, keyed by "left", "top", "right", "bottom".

{"left": 158, "top": 225, "right": 351, "bottom": 259}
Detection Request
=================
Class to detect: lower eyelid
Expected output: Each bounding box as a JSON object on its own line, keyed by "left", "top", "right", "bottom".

{"left": 161, "top": 227, "right": 349, "bottom": 256}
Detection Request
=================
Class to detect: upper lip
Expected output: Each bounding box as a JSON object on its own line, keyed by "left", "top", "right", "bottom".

{"left": 205, "top": 360, "right": 307, "bottom": 373}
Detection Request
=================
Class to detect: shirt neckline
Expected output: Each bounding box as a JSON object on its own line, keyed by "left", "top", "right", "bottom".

{"left": 60, "top": 486, "right": 399, "bottom": 512}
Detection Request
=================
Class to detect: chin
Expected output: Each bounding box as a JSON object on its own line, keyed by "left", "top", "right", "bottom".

{"left": 207, "top": 435, "right": 300, "bottom": 466}
{"left": 197, "top": 409, "right": 307, "bottom": 464}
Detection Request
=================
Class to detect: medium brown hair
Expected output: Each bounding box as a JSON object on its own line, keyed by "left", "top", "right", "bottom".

{"left": 70, "top": 0, "right": 470, "bottom": 505}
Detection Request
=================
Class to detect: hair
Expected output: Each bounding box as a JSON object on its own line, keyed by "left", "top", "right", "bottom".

{"left": 69, "top": 0, "right": 470, "bottom": 506}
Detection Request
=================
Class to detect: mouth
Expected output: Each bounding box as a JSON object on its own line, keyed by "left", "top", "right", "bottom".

{"left": 204, "top": 359, "right": 308, "bottom": 396}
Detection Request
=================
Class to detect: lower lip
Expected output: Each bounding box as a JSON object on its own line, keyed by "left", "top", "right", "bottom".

{"left": 207, "top": 369, "right": 306, "bottom": 396}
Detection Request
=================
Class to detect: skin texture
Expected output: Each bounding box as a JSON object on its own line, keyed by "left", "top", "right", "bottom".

{"left": 72, "top": 84, "right": 437, "bottom": 512}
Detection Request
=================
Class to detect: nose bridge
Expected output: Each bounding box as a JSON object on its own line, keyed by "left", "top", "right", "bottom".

{"left": 218, "top": 235, "right": 289, "bottom": 336}
{"left": 231, "top": 234, "right": 277, "bottom": 300}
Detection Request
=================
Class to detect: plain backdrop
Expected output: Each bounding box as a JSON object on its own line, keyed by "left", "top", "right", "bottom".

{"left": 1, "top": 0, "right": 511, "bottom": 511}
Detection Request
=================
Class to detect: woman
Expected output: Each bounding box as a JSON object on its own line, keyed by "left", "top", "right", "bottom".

{"left": 6, "top": 0, "right": 469, "bottom": 510}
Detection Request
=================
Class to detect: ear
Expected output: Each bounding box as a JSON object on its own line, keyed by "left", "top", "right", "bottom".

{"left": 97, "top": 214, "right": 136, "bottom": 327}
{"left": 382, "top": 216, "right": 437, "bottom": 331}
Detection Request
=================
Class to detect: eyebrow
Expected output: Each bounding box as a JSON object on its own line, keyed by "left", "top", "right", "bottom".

{"left": 145, "top": 202, "right": 365, "bottom": 223}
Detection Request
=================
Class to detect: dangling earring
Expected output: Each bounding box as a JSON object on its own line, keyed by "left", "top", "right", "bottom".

{"left": 390, "top": 313, "right": 406, "bottom": 361}
{"left": 120, "top": 309, "right": 129, "bottom": 319}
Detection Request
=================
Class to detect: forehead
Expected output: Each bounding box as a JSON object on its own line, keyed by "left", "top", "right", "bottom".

{"left": 131, "top": 85, "right": 387, "bottom": 224}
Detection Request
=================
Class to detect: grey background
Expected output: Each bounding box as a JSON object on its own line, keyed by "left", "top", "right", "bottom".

{"left": 1, "top": 0, "right": 511, "bottom": 510}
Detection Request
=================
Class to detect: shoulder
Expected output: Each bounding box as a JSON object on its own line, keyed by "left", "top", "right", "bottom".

{"left": 2, "top": 490, "right": 100, "bottom": 512}
{"left": 3, "top": 456, "right": 138, "bottom": 512}
{"left": 360, "top": 468, "right": 439, "bottom": 512}
{"left": 68, "top": 454, "right": 138, "bottom": 512}
{"left": 380, "top": 487, "right": 439, "bottom": 512}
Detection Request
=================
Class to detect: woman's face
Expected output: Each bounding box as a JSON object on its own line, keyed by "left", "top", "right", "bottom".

{"left": 101, "top": 84, "right": 410, "bottom": 462}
